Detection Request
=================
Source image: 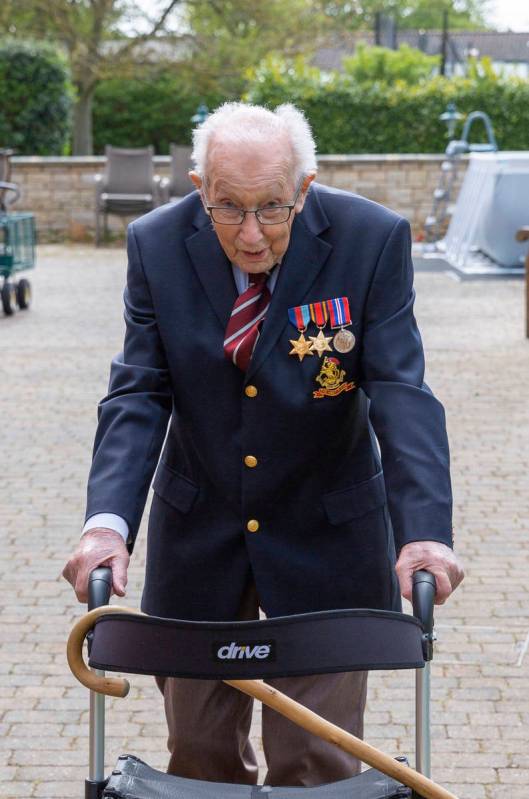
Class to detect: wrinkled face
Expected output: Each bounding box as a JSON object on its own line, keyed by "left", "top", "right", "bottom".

{"left": 190, "top": 135, "right": 314, "bottom": 274}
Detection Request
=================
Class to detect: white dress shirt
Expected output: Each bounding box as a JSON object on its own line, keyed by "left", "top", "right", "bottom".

{"left": 83, "top": 263, "right": 280, "bottom": 542}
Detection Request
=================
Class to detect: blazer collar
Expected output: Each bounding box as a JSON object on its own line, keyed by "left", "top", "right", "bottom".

{"left": 184, "top": 187, "right": 333, "bottom": 375}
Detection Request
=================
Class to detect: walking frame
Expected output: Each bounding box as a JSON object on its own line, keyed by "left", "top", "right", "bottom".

{"left": 67, "top": 568, "right": 458, "bottom": 799}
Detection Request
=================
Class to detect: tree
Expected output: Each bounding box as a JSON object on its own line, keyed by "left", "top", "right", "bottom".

{"left": 1, "top": 0, "right": 491, "bottom": 153}
{"left": 180, "top": 0, "right": 488, "bottom": 96}
{"left": 314, "top": 0, "right": 488, "bottom": 31}
{"left": 2, "top": 0, "right": 183, "bottom": 154}
{"left": 183, "top": 0, "right": 328, "bottom": 97}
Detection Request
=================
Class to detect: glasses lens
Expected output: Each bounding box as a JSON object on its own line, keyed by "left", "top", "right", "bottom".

{"left": 211, "top": 208, "right": 244, "bottom": 224}
{"left": 256, "top": 207, "right": 291, "bottom": 225}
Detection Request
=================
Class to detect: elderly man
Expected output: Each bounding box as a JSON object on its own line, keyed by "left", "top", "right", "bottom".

{"left": 64, "top": 102, "right": 463, "bottom": 787}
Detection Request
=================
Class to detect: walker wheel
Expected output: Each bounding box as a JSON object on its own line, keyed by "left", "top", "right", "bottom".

{"left": 1, "top": 281, "right": 17, "bottom": 315}
{"left": 16, "top": 278, "right": 31, "bottom": 309}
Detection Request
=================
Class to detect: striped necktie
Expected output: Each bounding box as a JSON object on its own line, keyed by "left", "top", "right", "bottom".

{"left": 224, "top": 272, "right": 271, "bottom": 372}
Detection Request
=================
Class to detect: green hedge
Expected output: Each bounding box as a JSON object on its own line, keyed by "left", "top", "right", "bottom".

{"left": 88, "top": 55, "right": 529, "bottom": 155}
{"left": 0, "top": 39, "right": 72, "bottom": 155}
{"left": 93, "top": 74, "right": 225, "bottom": 154}
{"left": 244, "top": 58, "right": 529, "bottom": 153}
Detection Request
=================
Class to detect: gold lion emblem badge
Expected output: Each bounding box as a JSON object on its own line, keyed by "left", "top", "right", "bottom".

{"left": 313, "top": 356, "right": 355, "bottom": 399}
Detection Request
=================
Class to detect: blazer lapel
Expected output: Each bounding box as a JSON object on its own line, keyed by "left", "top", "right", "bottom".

{"left": 185, "top": 213, "right": 237, "bottom": 330}
{"left": 247, "top": 203, "right": 332, "bottom": 380}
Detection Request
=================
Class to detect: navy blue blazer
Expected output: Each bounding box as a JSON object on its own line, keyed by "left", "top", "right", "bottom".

{"left": 85, "top": 183, "right": 452, "bottom": 621}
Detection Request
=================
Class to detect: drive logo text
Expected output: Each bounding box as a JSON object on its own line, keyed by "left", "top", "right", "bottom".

{"left": 213, "top": 640, "right": 276, "bottom": 661}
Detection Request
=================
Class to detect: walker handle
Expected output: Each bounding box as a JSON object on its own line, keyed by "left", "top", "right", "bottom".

{"left": 412, "top": 570, "right": 436, "bottom": 661}
{"left": 88, "top": 567, "right": 113, "bottom": 611}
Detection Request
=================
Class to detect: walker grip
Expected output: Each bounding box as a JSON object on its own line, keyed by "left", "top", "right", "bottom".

{"left": 412, "top": 570, "right": 436, "bottom": 661}
{"left": 88, "top": 567, "right": 113, "bottom": 611}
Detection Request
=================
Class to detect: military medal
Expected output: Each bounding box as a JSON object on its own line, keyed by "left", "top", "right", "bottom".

{"left": 333, "top": 328, "right": 355, "bottom": 353}
{"left": 289, "top": 332, "right": 313, "bottom": 361}
{"left": 327, "top": 297, "right": 355, "bottom": 353}
{"left": 309, "top": 329, "right": 333, "bottom": 357}
{"left": 308, "top": 302, "right": 333, "bottom": 357}
{"left": 288, "top": 305, "right": 313, "bottom": 361}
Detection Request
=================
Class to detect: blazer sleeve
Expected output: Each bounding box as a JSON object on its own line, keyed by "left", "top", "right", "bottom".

{"left": 359, "top": 216, "right": 453, "bottom": 554}
{"left": 84, "top": 222, "right": 173, "bottom": 550}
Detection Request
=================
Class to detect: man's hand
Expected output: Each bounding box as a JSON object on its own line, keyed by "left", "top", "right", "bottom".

{"left": 395, "top": 540, "right": 464, "bottom": 605}
{"left": 62, "top": 528, "right": 130, "bottom": 604}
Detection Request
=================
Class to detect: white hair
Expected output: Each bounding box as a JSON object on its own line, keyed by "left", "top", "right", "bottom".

{"left": 191, "top": 102, "right": 317, "bottom": 183}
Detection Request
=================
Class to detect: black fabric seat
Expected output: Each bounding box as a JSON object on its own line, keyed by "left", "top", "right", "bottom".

{"left": 103, "top": 755, "right": 411, "bottom": 799}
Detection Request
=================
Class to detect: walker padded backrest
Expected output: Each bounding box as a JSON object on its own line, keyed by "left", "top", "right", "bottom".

{"left": 88, "top": 609, "right": 424, "bottom": 680}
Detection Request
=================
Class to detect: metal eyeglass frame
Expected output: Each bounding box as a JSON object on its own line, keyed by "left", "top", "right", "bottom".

{"left": 204, "top": 177, "right": 304, "bottom": 225}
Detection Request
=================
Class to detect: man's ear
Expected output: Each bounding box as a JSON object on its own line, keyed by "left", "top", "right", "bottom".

{"left": 295, "top": 172, "right": 316, "bottom": 213}
{"left": 188, "top": 171, "right": 202, "bottom": 191}
{"left": 189, "top": 171, "right": 210, "bottom": 215}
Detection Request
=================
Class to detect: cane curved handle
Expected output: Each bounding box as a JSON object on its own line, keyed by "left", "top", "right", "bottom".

{"left": 66, "top": 605, "right": 144, "bottom": 698}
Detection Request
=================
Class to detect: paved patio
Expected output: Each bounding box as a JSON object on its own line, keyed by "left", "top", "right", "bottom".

{"left": 0, "top": 244, "right": 528, "bottom": 799}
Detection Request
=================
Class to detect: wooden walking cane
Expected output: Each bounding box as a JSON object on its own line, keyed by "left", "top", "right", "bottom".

{"left": 67, "top": 607, "right": 459, "bottom": 799}
{"left": 225, "top": 678, "right": 458, "bottom": 799}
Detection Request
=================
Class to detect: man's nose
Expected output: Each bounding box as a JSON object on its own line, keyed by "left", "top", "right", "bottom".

{"left": 238, "top": 211, "right": 264, "bottom": 243}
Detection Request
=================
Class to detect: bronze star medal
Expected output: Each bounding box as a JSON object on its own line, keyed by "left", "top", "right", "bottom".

{"left": 309, "top": 329, "right": 333, "bottom": 357}
{"left": 289, "top": 332, "right": 314, "bottom": 362}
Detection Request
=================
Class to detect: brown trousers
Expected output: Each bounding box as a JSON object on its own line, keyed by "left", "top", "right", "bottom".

{"left": 156, "top": 583, "right": 368, "bottom": 787}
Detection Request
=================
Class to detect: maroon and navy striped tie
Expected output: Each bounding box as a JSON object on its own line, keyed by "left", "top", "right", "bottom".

{"left": 224, "top": 272, "right": 271, "bottom": 372}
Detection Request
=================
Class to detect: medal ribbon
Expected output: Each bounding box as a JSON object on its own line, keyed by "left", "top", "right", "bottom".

{"left": 309, "top": 302, "right": 329, "bottom": 328}
{"left": 288, "top": 304, "right": 310, "bottom": 331}
{"left": 327, "top": 297, "right": 352, "bottom": 329}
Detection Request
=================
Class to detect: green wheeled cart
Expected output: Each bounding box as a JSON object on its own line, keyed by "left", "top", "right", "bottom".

{"left": 0, "top": 211, "right": 36, "bottom": 316}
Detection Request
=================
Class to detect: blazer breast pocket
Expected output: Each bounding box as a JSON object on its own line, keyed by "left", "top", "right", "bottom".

{"left": 152, "top": 460, "right": 199, "bottom": 515}
{"left": 322, "top": 471, "right": 387, "bottom": 526}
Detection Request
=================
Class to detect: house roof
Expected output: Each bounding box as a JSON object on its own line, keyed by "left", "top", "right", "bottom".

{"left": 313, "top": 30, "right": 529, "bottom": 70}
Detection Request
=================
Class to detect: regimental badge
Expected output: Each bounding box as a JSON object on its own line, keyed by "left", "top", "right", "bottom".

{"left": 313, "top": 356, "right": 356, "bottom": 399}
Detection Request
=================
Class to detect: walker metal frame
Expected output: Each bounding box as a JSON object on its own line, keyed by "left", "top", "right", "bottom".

{"left": 67, "top": 569, "right": 450, "bottom": 799}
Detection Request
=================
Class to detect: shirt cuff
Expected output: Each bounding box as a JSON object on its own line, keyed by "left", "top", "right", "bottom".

{"left": 82, "top": 513, "right": 129, "bottom": 543}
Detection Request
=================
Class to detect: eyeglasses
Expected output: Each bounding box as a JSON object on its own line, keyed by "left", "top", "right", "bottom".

{"left": 205, "top": 179, "right": 304, "bottom": 226}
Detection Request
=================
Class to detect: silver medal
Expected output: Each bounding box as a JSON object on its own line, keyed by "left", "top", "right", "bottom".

{"left": 333, "top": 328, "right": 355, "bottom": 353}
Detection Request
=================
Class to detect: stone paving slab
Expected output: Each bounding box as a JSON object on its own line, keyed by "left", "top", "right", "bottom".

{"left": 0, "top": 244, "right": 528, "bottom": 799}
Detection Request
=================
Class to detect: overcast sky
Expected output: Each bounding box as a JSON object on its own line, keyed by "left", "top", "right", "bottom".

{"left": 133, "top": 0, "right": 529, "bottom": 33}
{"left": 486, "top": 0, "right": 529, "bottom": 31}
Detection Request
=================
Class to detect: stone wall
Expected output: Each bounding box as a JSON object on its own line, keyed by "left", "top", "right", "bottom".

{"left": 8, "top": 154, "right": 467, "bottom": 243}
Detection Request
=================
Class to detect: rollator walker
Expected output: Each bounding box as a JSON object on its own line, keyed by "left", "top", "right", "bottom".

{"left": 67, "top": 567, "right": 458, "bottom": 799}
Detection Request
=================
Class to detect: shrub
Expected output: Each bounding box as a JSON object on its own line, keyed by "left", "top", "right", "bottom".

{"left": 92, "top": 73, "right": 225, "bottom": 154}
{"left": 0, "top": 39, "right": 73, "bottom": 155}
{"left": 90, "top": 52, "right": 529, "bottom": 155}
{"left": 342, "top": 43, "right": 439, "bottom": 85}
{"left": 244, "top": 56, "right": 529, "bottom": 154}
